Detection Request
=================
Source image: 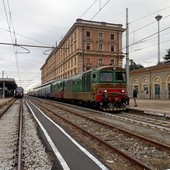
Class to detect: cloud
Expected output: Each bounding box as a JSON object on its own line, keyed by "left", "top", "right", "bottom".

{"left": 0, "top": 0, "right": 169, "bottom": 91}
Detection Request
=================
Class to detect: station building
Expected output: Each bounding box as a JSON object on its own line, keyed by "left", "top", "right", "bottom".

{"left": 41, "top": 19, "right": 125, "bottom": 84}
{"left": 129, "top": 62, "right": 170, "bottom": 100}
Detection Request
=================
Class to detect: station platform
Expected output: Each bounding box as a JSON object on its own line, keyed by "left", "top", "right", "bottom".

{"left": 129, "top": 98, "right": 170, "bottom": 117}
{"left": 0, "top": 98, "right": 12, "bottom": 108}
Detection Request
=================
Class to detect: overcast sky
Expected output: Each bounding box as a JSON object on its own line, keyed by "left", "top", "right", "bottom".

{"left": 0, "top": 0, "right": 169, "bottom": 91}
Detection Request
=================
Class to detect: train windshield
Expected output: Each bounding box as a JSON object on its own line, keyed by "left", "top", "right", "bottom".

{"left": 100, "top": 72, "right": 113, "bottom": 82}
{"left": 115, "top": 72, "right": 126, "bottom": 82}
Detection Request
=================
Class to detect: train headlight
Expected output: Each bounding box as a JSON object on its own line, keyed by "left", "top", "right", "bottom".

{"left": 121, "top": 89, "right": 125, "bottom": 93}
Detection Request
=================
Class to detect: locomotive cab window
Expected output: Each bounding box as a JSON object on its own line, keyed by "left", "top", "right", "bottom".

{"left": 115, "top": 72, "right": 126, "bottom": 82}
{"left": 100, "top": 72, "right": 113, "bottom": 82}
{"left": 92, "top": 74, "right": 96, "bottom": 82}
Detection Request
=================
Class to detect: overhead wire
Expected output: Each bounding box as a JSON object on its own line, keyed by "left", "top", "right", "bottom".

{"left": 130, "top": 39, "right": 170, "bottom": 54}
{"left": 130, "top": 14, "right": 170, "bottom": 34}
{"left": 3, "top": 0, "right": 21, "bottom": 80}
{"left": 57, "top": 0, "right": 111, "bottom": 47}
{"left": 90, "top": 0, "right": 110, "bottom": 20}
{"left": 121, "top": 14, "right": 170, "bottom": 55}
{"left": 79, "top": 0, "right": 98, "bottom": 18}
{"left": 128, "top": 27, "right": 170, "bottom": 48}
{"left": 0, "top": 27, "right": 54, "bottom": 47}
{"left": 130, "top": 6, "right": 170, "bottom": 24}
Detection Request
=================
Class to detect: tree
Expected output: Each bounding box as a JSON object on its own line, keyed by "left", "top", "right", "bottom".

{"left": 129, "top": 59, "right": 144, "bottom": 71}
{"left": 163, "top": 49, "right": 170, "bottom": 61}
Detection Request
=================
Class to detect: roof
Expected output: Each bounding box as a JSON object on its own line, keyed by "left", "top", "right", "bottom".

{"left": 0, "top": 78, "right": 17, "bottom": 90}
{"left": 129, "top": 62, "right": 170, "bottom": 74}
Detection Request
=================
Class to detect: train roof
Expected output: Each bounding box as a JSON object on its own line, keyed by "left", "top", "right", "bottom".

{"left": 94, "top": 65, "right": 125, "bottom": 71}
{"left": 34, "top": 80, "right": 55, "bottom": 89}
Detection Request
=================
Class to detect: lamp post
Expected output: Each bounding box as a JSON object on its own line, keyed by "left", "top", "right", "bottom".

{"left": 155, "top": 14, "right": 162, "bottom": 64}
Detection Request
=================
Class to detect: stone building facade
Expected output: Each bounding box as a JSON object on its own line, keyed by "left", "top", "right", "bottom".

{"left": 41, "top": 19, "right": 125, "bottom": 84}
{"left": 129, "top": 62, "right": 170, "bottom": 100}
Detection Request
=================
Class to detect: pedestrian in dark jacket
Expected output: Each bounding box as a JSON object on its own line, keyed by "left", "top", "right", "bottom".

{"left": 133, "top": 87, "right": 138, "bottom": 107}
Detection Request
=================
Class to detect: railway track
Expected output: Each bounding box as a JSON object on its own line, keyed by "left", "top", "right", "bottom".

{"left": 0, "top": 99, "right": 22, "bottom": 169}
{"left": 118, "top": 112, "right": 170, "bottom": 131}
{"left": 28, "top": 97, "right": 170, "bottom": 170}
{"left": 0, "top": 99, "right": 53, "bottom": 169}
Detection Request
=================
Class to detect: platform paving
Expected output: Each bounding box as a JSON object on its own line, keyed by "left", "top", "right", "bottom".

{"left": 129, "top": 98, "right": 170, "bottom": 117}
{"left": 0, "top": 98, "right": 12, "bottom": 107}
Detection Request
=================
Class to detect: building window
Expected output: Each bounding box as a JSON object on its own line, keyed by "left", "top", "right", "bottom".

{"left": 68, "top": 61, "right": 70, "bottom": 68}
{"left": 87, "top": 58, "right": 90, "bottom": 64}
{"left": 110, "top": 59, "right": 114, "bottom": 65}
{"left": 98, "top": 59, "right": 103, "bottom": 65}
{"left": 154, "top": 77, "right": 161, "bottom": 99}
{"left": 71, "top": 59, "right": 73, "bottom": 67}
{"left": 74, "top": 32, "right": 76, "bottom": 40}
{"left": 111, "top": 33, "right": 115, "bottom": 40}
{"left": 74, "top": 68, "right": 77, "bottom": 75}
{"left": 74, "top": 57, "right": 76, "bottom": 65}
{"left": 86, "top": 31, "right": 91, "bottom": 37}
{"left": 68, "top": 47, "right": 70, "bottom": 55}
{"left": 74, "top": 42, "right": 76, "bottom": 51}
{"left": 98, "top": 32, "right": 103, "bottom": 39}
{"left": 71, "top": 44, "right": 73, "bottom": 53}
{"left": 86, "top": 43, "right": 90, "bottom": 50}
{"left": 98, "top": 43, "right": 103, "bottom": 51}
{"left": 111, "top": 45, "right": 114, "bottom": 52}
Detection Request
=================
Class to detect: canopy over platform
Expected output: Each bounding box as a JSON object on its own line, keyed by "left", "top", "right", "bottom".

{"left": 0, "top": 78, "right": 17, "bottom": 98}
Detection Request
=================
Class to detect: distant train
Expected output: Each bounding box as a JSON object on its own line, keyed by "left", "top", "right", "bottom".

{"left": 28, "top": 66, "right": 129, "bottom": 111}
{"left": 14, "top": 87, "right": 24, "bottom": 98}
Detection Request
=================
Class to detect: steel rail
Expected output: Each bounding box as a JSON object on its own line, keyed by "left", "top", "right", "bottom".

{"left": 17, "top": 99, "right": 23, "bottom": 170}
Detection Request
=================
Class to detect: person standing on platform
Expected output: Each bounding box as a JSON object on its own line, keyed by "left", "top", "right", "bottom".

{"left": 133, "top": 87, "right": 138, "bottom": 107}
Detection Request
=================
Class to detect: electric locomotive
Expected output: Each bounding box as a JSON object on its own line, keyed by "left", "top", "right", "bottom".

{"left": 14, "top": 87, "right": 24, "bottom": 98}
{"left": 49, "top": 66, "right": 129, "bottom": 111}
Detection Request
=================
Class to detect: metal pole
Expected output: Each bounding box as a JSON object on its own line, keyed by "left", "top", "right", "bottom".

{"left": 157, "top": 20, "right": 160, "bottom": 64}
{"left": 2, "top": 71, "right": 5, "bottom": 99}
{"left": 155, "top": 15, "right": 162, "bottom": 64}
{"left": 126, "top": 8, "right": 130, "bottom": 96}
{"left": 149, "top": 71, "right": 151, "bottom": 99}
{"left": 2, "top": 82, "right": 5, "bottom": 99}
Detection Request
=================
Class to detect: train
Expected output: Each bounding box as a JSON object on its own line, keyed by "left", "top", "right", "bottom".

{"left": 14, "top": 87, "right": 24, "bottom": 98}
{"left": 28, "top": 66, "right": 129, "bottom": 111}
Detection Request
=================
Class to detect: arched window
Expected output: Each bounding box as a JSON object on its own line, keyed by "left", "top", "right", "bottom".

{"left": 131, "top": 79, "right": 139, "bottom": 98}
{"left": 133, "top": 79, "right": 138, "bottom": 86}
{"left": 166, "top": 75, "right": 170, "bottom": 99}
{"left": 142, "top": 78, "right": 149, "bottom": 98}
{"left": 153, "top": 76, "right": 161, "bottom": 99}
{"left": 133, "top": 79, "right": 139, "bottom": 92}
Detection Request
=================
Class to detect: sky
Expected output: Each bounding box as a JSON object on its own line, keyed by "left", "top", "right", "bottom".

{"left": 0, "top": 0, "right": 170, "bottom": 91}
